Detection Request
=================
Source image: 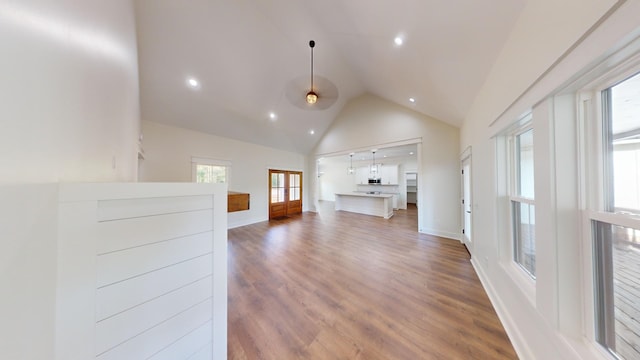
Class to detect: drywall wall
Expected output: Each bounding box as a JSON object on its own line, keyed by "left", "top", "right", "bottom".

{"left": 0, "top": 2, "right": 140, "bottom": 359}
{"left": 0, "top": 185, "right": 58, "bottom": 360}
{"left": 0, "top": 0, "right": 140, "bottom": 184}
{"left": 313, "top": 94, "right": 460, "bottom": 240}
{"left": 458, "top": 0, "right": 640, "bottom": 359}
{"left": 139, "top": 121, "right": 309, "bottom": 228}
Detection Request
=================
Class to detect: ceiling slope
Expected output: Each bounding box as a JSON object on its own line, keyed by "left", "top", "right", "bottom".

{"left": 134, "top": 0, "right": 525, "bottom": 154}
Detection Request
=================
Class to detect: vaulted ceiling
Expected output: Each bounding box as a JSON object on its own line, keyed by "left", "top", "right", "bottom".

{"left": 133, "top": 0, "right": 526, "bottom": 154}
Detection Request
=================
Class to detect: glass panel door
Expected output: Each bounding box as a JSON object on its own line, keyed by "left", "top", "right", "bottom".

{"left": 269, "top": 170, "right": 303, "bottom": 219}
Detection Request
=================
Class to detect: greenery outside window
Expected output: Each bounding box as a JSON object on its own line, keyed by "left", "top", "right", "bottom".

{"left": 191, "top": 157, "right": 230, "bottom": 184}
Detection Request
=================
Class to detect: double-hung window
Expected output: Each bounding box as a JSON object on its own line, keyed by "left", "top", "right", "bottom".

{"left": 510, "top": 126, "right": 536, "bottom": 278}
{"left": 591, "top": 71, "right": 640, "bottom": 360}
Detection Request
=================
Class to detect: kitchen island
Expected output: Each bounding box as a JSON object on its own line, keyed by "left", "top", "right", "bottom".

{"left": 334, "top": 192, "right": 394, "bottom": 219}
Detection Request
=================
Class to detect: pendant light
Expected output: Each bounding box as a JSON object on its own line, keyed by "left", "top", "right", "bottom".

{"left": 347, "top": 153, "right": 355, "bottom": 175}
{"left": 370, "top": 150, "right": 379, "bottom": 177}
{"left": 306, "top": 40, "right": 318, "bottom": 104}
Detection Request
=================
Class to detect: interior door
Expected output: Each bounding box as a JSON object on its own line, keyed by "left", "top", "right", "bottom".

{"left": 269, "top": 169, "right": 303, "bottom": 219}
{"left": 461, "top": 156, "right": 472, "bottom": 251}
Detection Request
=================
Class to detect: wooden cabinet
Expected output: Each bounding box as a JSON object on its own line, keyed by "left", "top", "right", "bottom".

{"left": 228, "top": 191, "right": 250, "bottom": 212}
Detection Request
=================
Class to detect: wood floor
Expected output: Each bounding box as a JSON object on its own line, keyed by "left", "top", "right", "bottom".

{"left": 227, "top": 202, "right": 517, "bottom": 359}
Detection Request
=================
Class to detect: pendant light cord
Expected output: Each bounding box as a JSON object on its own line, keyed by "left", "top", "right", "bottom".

{"left": 309, "top": 40, "right": 315, "bottom": 92}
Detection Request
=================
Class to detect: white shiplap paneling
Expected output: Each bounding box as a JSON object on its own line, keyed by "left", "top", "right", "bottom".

{"left": 56, "top": 183, "right": 227, "bottom": 360}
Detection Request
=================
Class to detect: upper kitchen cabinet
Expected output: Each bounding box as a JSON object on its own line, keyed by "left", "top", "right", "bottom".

{"left": 355, "top": 167, "right": 369, "bottom": 185}
{"left": 354, "top": 164, "right": 399, "bottom": 185}
{"left": 380, "top": 165, "right": 399, "bottom": 185}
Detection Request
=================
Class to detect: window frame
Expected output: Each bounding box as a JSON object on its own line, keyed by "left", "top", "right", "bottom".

{"left": 580, "top": 62, "right": 640, "bottom": 360}
{"left": 508, "top": 121, "right": 537, "bottom": 280}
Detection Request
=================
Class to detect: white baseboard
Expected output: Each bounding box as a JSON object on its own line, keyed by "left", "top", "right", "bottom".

{"left": 227, "top": 216, "right": 266, "bottom": 229}
{"left": 420, "top": 228, "right": 461, "bottom": 241}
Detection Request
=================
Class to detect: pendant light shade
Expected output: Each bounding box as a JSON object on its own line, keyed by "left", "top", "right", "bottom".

{"left": 306, "top": 91, "right": 318, "bottom": 104}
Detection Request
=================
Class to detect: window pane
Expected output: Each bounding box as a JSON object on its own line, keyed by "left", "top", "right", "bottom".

{"left": 593, "top": 220, "right": 640, "bottom": 360}
{"left": 290, "top": 187, "right": 300, "bottom": 201}
{"left": 196, "top": 164, "right": 226, "bottom": 184}
{"left": 513, "top": 201, "right": 536, "bottom": 277}
{"left": 610, "top": 72, "right": 640, "bottom": 214}
{"left": 517, "top": 129, "right": 535, "bottom": 198}
{"left": 271, "top": 188, "right": 285, "bottom": 203}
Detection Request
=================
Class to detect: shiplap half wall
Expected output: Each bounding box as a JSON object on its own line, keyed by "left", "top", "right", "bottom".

{"left": 56, "top": 183, "right": 227, "bottom": 360}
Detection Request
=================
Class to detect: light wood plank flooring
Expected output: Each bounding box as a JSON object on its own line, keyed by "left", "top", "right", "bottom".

{"left": 228, "top": 202, "right": 517, "bottom": 359}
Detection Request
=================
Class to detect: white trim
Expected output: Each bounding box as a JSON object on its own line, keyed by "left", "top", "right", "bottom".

{"left": 510, "top": 196, "right": 536, "bottom": 205}
{"left": 191, "top": 157, "right": 232, "bottom": 166}
{"left": 460, "top": 145, "right": 472, "bottom": 161}
{"left": 588, "top": 210, "right": 640, "bottom": 229}
{"left": 315, "top": 138, "right": 422, "bottom": 158}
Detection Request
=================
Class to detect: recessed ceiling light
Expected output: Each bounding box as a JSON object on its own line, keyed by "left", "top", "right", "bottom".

{"left": 269, "top": 112, "right": 277, "bottom": 120}
{"left": 409, "top": 97, "right": 416, "bottom": 103}
{"left": 383, "top": 155, "right": 387, "bottom": 158}
{"left": 309, "top": 129, "right": 315, "bottom": 135}
{"left": 394, "top": 36, "right": 403, "bottom": 46}
{"left": 409, "top": 152, "right": 414, "bottom": 155}
{"left": 186, "top": 77, "right": 200, "bottom": 89}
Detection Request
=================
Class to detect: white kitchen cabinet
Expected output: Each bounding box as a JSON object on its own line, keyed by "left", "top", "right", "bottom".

{"left": 355, "top": 167, "right": 369, "bottom": 184}
{"left": 379, "top": 165, "right": 398, "bottom": 185}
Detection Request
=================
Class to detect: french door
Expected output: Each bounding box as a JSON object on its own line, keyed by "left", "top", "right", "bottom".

{"left": 269, "top": 169, "right": 302, "bottom": 219}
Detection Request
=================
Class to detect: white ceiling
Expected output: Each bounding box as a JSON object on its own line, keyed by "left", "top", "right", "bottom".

{"left": 133, "top": 0, "right": 526, "bottom": 154}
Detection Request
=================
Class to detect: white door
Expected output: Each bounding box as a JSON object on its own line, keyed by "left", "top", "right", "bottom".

{"left": 462, "top": 156, "right": 472, "bottom": 251}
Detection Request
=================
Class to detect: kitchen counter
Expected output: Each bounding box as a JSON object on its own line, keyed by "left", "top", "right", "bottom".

{"left": 334, "top": 192, "right": 394, "bottom": 219}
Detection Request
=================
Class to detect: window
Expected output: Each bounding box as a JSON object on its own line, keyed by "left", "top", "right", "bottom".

{"left": 195, "top": 164, "right": 226, "bottom": 183}
{"left": 511, "top": 127, "right": 536, "bottom": 278}
{"left": 191, "top": 157, "right": 230, "bottom": 184}
{"left": 592, "top": 71, "right": 640, "bottom": 360}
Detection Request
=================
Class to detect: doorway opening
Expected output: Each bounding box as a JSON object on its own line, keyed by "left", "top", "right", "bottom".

{"left": 406, "top": 172, "right": 418, "bottom": 207}
{"left": 461, "top": 148, "right": 472, "bottom": 254}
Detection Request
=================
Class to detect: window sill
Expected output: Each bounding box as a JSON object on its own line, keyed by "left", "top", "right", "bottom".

{"left": 501, "top": 260, "right": 536, "bottom": 308}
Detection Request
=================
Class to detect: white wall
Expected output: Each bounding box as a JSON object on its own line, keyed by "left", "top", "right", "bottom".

{"left": 459, "top": 1, "right": 640, "bottom": 359}
{"left": 0, "top": 185, "right": 58, "bottom": 360}
{"left": 312, "top": 94, "right": 460, "bottom": 240}
{"left": 0, "top": 0, "right": 140, "bottom": 184}
{"left": 139, "top": 121, "right": 309, "bottom": 228}
{"left": 317, "top": 158, "right": 358, "bottom": 202}
{"left": 0, "top": 2, "right": 140, "bottom": 359}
